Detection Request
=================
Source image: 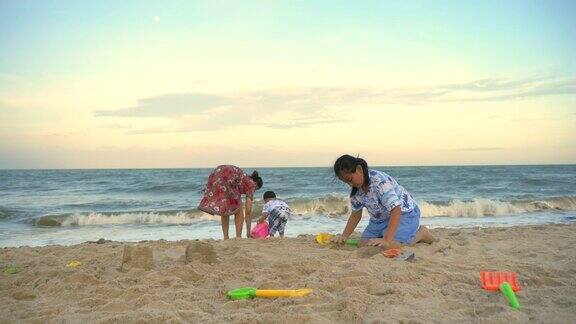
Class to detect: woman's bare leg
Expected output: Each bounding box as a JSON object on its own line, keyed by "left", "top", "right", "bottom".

{"left": 244, "top": 213, "right": 252, "bottom": 239}
{"left": 412, "top": 226, "right": 435, "bottom": 244}
{"left": 221, "top": 215, "right": 230, "bottom": 240}
{"left": 234, "top": 208, "right": 244, "bottom": 238}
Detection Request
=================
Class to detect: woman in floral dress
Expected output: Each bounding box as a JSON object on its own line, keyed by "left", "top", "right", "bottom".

{"left": 198, "top": 165, "right": 263, "bottom": 239}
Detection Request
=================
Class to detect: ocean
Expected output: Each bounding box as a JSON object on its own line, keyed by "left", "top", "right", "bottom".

{"left": 1, "top": 165, "right": 575, "bottom": 247}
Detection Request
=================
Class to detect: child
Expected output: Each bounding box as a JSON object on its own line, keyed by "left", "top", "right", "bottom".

{"left": 257, "top": 191, "right": 291, "bottom": 237}
{"left": 333, "top": 154, "right": 434, "bottom": 249}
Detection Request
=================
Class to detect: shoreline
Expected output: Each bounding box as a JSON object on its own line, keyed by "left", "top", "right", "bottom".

{"left": 1, "top": 224, "right": 575, "bottom": 322}
{"left": 3, "top": 212, "right": 574, "bottom": 249}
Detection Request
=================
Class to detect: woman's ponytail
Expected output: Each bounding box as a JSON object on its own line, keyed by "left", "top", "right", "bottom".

{"left": 333, "top": 154, "right": 370, "bottom": 197}
{"left": 356, "top": 157, "right": 370, "bottom": 189}
{"left": 250, "top": 171, "right": 263, "bottom": 189}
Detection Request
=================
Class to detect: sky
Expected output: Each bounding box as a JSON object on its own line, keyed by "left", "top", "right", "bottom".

{"left": 0, "top": 0, "right": 575, "bottom": 169}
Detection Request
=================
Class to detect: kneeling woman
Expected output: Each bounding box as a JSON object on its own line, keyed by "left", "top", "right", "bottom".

{"left": 198, "top": 165, "right": 263, "bottom": 239}
{"left": 334, "top": 155, "right": 434, "bottom": 248}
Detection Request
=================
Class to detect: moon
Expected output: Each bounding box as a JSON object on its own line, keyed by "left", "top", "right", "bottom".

{"left": 153, "top": 16, "right": 161, "bottom": 23}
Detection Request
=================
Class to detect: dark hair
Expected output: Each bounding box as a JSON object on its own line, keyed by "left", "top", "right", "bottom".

{"left": 333, "top": 154, "right": 370, "bottom": 197}
{"left": 263, "top": 191, "right": 276, "bottom": 199}
{"left": 250, "top": 171, "right": 263, "bottom": 189}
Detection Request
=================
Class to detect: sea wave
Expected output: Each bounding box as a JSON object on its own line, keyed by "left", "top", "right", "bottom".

{"left": 31, "top": 195, "right": 576, "bottom": 226}
{"left": 285, "top": 194, "right": 351, "bottom": 216}
{"left": 33, "top": 210, "right": 220, "bottom": 227}
{"left": 0, "top": 208, "right": 18, "bottom": 220}
{"left": 418, "top": 196, "right": 576, "bottom": 217}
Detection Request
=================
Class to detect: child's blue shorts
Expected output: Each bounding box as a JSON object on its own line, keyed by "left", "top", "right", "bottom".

{"left": 361, "top": 205, "right": 421, "bottom": 244}
{"left": 268, "top": 213, "right": 288, "bottom": 236}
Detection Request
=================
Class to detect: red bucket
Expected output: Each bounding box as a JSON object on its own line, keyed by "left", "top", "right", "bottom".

{"left": 250, "top": 222, "right": 269, "bottom": 239}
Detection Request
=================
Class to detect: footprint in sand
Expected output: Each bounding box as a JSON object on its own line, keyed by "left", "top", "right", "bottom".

{"left": 433, "top": 242, "right": 452, "bottom": 255}
{"left": 12, "top": 289, "right": 36, "bottom": 301}
{"left": 368, "top": 284, "right": 402, "bottom": 296}
{"left": 356, "top": 246, "right": 381, "bottom": 258}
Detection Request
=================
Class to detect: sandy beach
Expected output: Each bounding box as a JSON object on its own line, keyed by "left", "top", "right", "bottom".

{"left": 1, "top": 224, "right": 575, "bottom": 323}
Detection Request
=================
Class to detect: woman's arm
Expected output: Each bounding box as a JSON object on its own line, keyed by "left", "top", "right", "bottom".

{"left": 367, "top": 205, "right": 402, "bottom": 248}
{"left": 258, "top": 212, "right": 268, "bottom": 224}
{"left": 383, "top": 205, "right": 401, "bottom": 241}
{"left": 340, "top": 210, "right": 363, "bottom": 240}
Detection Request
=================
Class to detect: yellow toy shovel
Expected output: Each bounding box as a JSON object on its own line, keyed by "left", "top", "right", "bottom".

{"left": 227, "top": 287, "right": 312, "bottom": 300}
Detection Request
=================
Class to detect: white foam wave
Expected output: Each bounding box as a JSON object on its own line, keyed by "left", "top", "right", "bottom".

{"left": 419, "top": 199, "right": 523, "bottom": 217}
{"left": 287, "top": 193, "right": 350, "bottom": 216}
{"left": 39, "top": 195, "right": 576, "bottom": 226}
{"left": 60, "top": 211, "right": 220, "bottom": 226}
{"left": 419, "top": 196, "right": 576, "bottom": 218}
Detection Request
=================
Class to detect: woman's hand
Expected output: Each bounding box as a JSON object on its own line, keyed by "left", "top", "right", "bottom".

{"left": 334, "top": 234, "right": 349, "bottom": 245}
{"left": 338, "top": 210, "right": 362, "bottom": 244}
{"left": 366, "top": 238, "right": 401, "bottom": 249}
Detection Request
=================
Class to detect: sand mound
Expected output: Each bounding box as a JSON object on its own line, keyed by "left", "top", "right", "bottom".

{"left": 121, "top": 245, "right": 153, "bottom": 272}
{"left": 185, "top": 241, "right": 218, "bottom": 264}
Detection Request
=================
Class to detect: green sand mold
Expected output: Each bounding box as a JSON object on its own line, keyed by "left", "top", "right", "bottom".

{"left": 227, "top": 287, "right": 257, "bottom": 300}
{"left": 4, "top": 266, "right": 21, "bottom": 275}
{"left": 345, "top": 239, "right": 359, "bottom": 247}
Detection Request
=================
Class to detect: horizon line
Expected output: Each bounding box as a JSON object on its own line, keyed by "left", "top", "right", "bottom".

{"left": 1, "top": 162, "right": 575, "bottom": 171}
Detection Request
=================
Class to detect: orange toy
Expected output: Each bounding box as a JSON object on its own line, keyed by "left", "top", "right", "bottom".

{"left": 382, "top": 248, "right": 401, "bottom": 258}
{"left": 480, "top": 271, "right": 521, "bottom": 292}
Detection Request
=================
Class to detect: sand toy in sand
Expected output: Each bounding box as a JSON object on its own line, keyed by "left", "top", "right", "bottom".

{"left": 315, "top": 233, "right": 359, "bottom": 247}
{"left": 3, "top": 265, "right": 20, "bottom": 275}
{"left": 66, "top": 260, "right": 82, "bottom": 268}
{"left": 227, "top": 287, "right": 313, "bottom": 300}
{"left": 480, "top": 271, "right": 521, "bottom": 310}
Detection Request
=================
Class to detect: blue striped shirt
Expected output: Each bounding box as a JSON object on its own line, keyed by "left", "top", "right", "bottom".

{"left": 350, "top": 170, "right": 416, "bottom": 220}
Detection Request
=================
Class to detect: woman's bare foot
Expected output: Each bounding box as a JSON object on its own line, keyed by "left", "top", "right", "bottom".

{"left": 412, "top": 226, "right": 435, "bottom": 244}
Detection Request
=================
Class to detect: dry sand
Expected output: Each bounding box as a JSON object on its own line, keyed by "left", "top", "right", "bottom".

{"left": 1, "top": 224, "right": 575, "bottom": 323}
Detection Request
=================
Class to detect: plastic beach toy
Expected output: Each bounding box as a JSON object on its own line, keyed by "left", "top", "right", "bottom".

{"left": 315, "top": 233, "right": 359, "bottom": 247}
{"left": 480, "top": 271, "right": 521, "bottom": 292}
{"left": 227, "top": 287, "right": 313, "bottom": 300}
{"left": 500, "top": 282, "right": 521, "bottom": 310}
{"left": 66, "top": 260, "right": 82, "bottom": 268}
{"left": 480, "top": 271, "right": 521, "bottom": 310}
{"left": 3, "top": 266, "right": 20, "bottom": 275}
{"left": 382, "top": 248, "right": 401, "bottom": 258}
{"left": 250, "top": 222, "right": 269, "bottom": 239}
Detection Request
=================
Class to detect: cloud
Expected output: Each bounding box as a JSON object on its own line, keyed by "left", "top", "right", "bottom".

{"left": 440, "top": 77, "right": 548, "bottom": 92}
{"left": 438, "top": 78, "right": 576, "bottom": 102}
{"left": 382, "top": 76, "right": 576, "bottom": 103}
{"left": 99, "top": 124, "right": 133, "bottom": 129}
{"left": 95, "top": 93, "right": 232, "bottom": 117}
{"left": 94, "top": 76, "right": 576, "bottom": 133}
{"left": 253, "top": 110, "right": 347, "bottom": 129}
{"left": 445, "top": 147, "right": 505, "bottom": 152}
{"left": 95, "top": 90, "right": 350, "bottom": 131}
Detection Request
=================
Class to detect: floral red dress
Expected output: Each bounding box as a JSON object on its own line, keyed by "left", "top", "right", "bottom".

{"left": 198, "top": 165, "right": 257, "bottom": 216}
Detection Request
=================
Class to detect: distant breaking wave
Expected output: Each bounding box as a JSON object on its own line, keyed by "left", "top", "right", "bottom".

{"left": 418, "top": 196, "right": 576, "bottom": 217}
{"left": 33, "top": 210, "right": 218, "bottom": 227}
{"left": 31, "top": 195, "right": 576, "bottom": 226}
